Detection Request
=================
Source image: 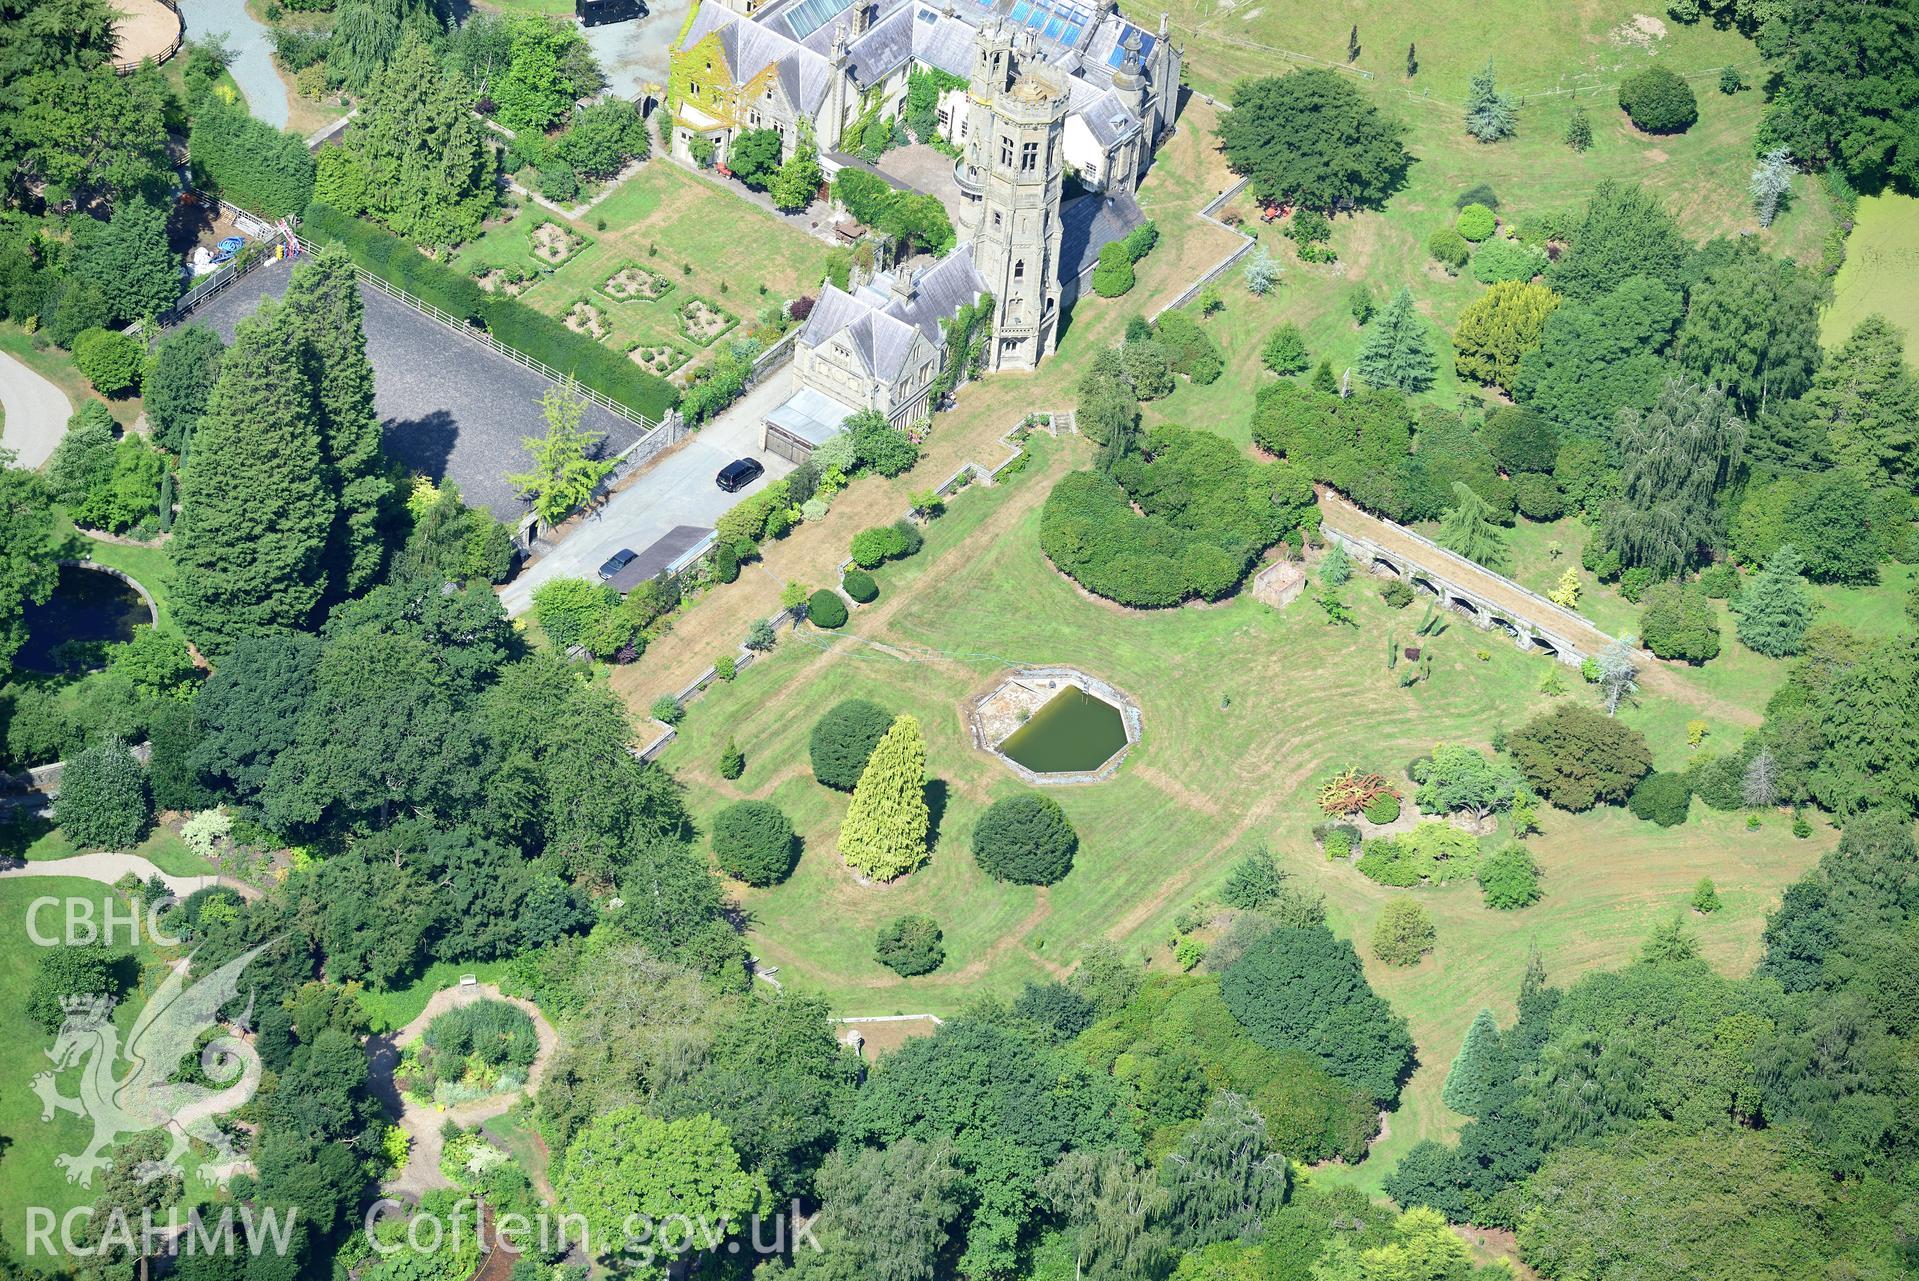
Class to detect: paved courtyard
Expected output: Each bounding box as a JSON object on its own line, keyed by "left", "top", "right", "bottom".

{"left": 498, "top": 370, "right": 799, "bottom": 616}
{"left": 180, "top": 258, "right": 644, "bottom": 519}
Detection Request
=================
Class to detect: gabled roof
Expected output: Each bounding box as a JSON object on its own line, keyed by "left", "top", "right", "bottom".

{"left": 910, "top": 5, "right": 976, "bottom": 77}
{"left": 1059, "top": 188, "right": 1144, "bottom": 280}
{"left": 1067, "top": 81, "right": 1140, "bottom": 149}
{"left": 681, "top": 4, "right": 833, "bottom": 115}
{"left": 799, "top": 245, "right": 988, "bottom": 381}
{"left": 844, "top": 4, "right": 918, "bottom": 87}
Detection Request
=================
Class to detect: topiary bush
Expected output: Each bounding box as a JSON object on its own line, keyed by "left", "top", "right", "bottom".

{"left": 808, "top": 589, "right": 848, "bottom": 629}
{"left": 1628, "top": 771, "right": 1693, "bottom": 827}
{"left": 971, "top": 793, "right": 1079, "bottom": 885}
{"left": 874, "top": 913, "right": 944, "bottom": 975}
{"left": 1618, "top": 65, "right": 1698, "bottom": 134}
{"left": 810, "top": 699, "right": 892, "bottom": 789}
{"left": 711, "top": 799, "right": 798, "bottom": 885}
{"left": 842, "top": 569, "right": 879, "bottom": 603}
{"left": 1362, "top": 792, "right": 1401, "bottom": 824}
{"left": 1454, "top": 203, "right": 1497, "bottom": 242}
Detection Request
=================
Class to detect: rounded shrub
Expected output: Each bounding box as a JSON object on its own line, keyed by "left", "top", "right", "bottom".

{"left": 1454, "top": 203, "right": 1496, "bottom": 242}
{"left": 808, "top": 589, "right": 848, "bottom": 629}
{"left": 849, "top": 524, "right": 908, "bottom": 568}
{"left": 1362, "top": 792, "right": 1401, "bottom": 825}
{"left": 842, "top": 569, "right": 879, "bottom": 603}
{"left": 53, "top": 737, "right": 152, "bottom": 849}
{"left": 1629, "top": 771, "right": 1693, "bottom": 827}
{"left": 1427, "top": 225, "right": 1471, "bottom": 272}
{"left": 810, "top": 698, "right": 892, "bottom": 789}
{"left": 1618, "top": 66, "right": 1698, "bottom": 133}
{"left": 1372, "top": 897, "right": 1435, "bottom": 967}
{"left": 1483, "top": 404, "right": 1560, "bottom": 472}
{"left": 1475, "top": 843, "right": 1542, "bottom": 909}
{"left": 874, "top": 913, "right": 944, "bottom": 976}
{"left": 971, "top": 793, "right": 1079, "bottom": 885}
{"left": 711, "top": 799, "right": 797, "bottom": 885}
{"left": 1512, "top": 472, "right": 1566, "bottom": 521}
{"left": 1470, "top": 237, "right": 1547, "bottom": 285}
{"left": 72, "top": 328, "right": 144, "bottom": 396}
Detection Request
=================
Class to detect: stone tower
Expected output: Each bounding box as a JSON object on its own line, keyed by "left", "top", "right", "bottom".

{"left": 955, "top": 21, "right": 1067, "bottom": 372}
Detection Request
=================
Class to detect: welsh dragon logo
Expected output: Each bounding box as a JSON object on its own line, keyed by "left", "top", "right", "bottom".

{"left": 32, "top": 944, "right": 269, "bottom": 1188}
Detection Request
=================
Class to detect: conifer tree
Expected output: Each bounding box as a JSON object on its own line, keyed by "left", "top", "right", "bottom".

{"left": 1734, "top": 544, "right": 1815, "bottom": 657}
{"left": 283, "top": 246, "right": 389, "bottom": 593}
{"left": 1347, "top": 24, "right": 1360, "bottom": 62}
{"left": 1465, "top": 59, "right": 1517, "bottom": 142}
{"left": 1436, "top": 482, "right": 1510, "bottom": 572}
{"left": 1809, "top": 314, "right": 1919, "bottom": 491}
{"left": 1311, "top": 359, "right": 1339, "bottom": 395}
{"left": 1441, "top": 1008, "right": 1503, "bottom": 1116}
{"left": 1452, "top": 279, "right": 1562, "bottom": 393}
{"left": 1549, "top": 566, "right": 1581, "bottom": 608}
{"left": 1355, "top": 287, "right": 1436, "bottom": 393}
{"left": 839, "top": 713, "right": 930, "bottom": 881}
{"left": 1564, "top": 105, "right": 1592, "bottom": 151}
{"left": 1405, "top": 43, "right": 1417, "bottom": 78}
{"left": 171, "top": 306, "right": 335, "bottom": 655}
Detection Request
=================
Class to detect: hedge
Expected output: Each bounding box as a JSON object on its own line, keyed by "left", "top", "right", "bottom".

{"left": 190, "top": 100, "right": 316, "bottom": 219}
{"left": 301, "top": 204, "right": 679, "bottom": 421}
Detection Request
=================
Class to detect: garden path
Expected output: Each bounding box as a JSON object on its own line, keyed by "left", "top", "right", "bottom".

{"left": 176, "top": 0, "right": 288, "bottom": 127}
{"left": 363, "top": 983, "right": 558, "bottom": 1203}
{"left": 0, "top": 349, "right": 72, "bottom": 469}
{"left": 0, "top": 850, "right": 259, "bottom": 900}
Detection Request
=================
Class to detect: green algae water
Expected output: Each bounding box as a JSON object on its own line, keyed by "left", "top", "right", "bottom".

{"left": 998, "top": 686, "right": 1127, "bottom": 774}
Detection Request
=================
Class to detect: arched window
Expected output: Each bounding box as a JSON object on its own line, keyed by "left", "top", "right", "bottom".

{"left": 1013, "top": 259, "right": 1025, "bottom": 280}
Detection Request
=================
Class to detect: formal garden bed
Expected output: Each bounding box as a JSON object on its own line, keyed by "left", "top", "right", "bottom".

{"left": 562, "top": 298, "right": 609, "bottom": 340}
{"left": 473, "top": 266, "right": 535, "bottom": 297}
{"left": 626, "top": 339, "right": 690, "bottom": 376}
{"left": 529, "top": 219, "right": 588, "bottom": 267}
{"left": 395, "top": 1000, "right": 539, "bottom": 1108}
{"left": 677, "top": 296, "right": 738, "bottom": 347}
{"left": 598, "top": 262, "right": 674, "bottom": 302}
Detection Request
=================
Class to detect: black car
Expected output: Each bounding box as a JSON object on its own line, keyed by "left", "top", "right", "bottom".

{"left": 597, "top": 548, "right": 638, "bottom": 580}
{"left": 716, "top": 457, "right": 765, "bottom": 493}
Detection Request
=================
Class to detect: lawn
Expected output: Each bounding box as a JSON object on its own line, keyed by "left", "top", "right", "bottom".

{"left": 0, "top": 879, "right": 224, "bottom": 1262}
{"left": 451, "top": 160, "right": 837, "bottom": 381}
{"left": 656, "top": 428, "right": 1829, "bottom": 1191}
{"left": 0, "top": 325, "right": 141, "bottom": 431}
{"left": 355, "top": 958, "right": 520, "bottom": 1033}
{"left": 49, "top": 512, "right": 182, "bottom": 640}
{"left": 1823, "top": 191, "right": 1919, "bottom": 362}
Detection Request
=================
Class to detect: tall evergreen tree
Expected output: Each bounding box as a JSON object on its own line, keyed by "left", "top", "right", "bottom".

{"left": 1464, "top": 59, "right": 1517, "bottom": 142}
{"left": 1347, "top": 24, "right": 1360, "bottom": 62}
{"left": 838, "top": 713, "right": 930, "bottom": 881}
{"left": 70, "top": 197, "right": 180, "bottom": 324}
{"left": 283, "top": 246, "right": 389, "bottom": 593}
{"left": 1355, "top": 287, "right": 1436, "bottom": 393}
{"left": 1603, "top": 376, "right": 1747, "bottom": 577}
{"left": 1547, "top": 182, "right": 1689, "bottom": 301}
{"left": 1442, "top": 1008, "right": 1504, "bottom": 1116}
{"left": 314, "top": 32, "right": 495, "bottom": 246}
{"left": 1808, "top": 314, "right": 1919, "bottom": 492}
{"left": 1735, "top": 544, "right": 1815, "bottom": 657}
{"left": 171, "top": 306, "right": 336, "bottom": 654}
{"left": 1405, "top": 42, "right": 1417, "bottom": 77}
{"left": 1436, "top": 482, "right": 1510, "bottom": 572}
{"left": 1675, "top": 240, "right": 1823, "bottom": 417}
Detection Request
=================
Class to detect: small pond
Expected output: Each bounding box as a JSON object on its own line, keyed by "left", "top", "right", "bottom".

{"left": 998, "top": 686, "right": 1129, "bottom": 775}
{"left": 14, "top": 564, "right": 152, "bottom": 674}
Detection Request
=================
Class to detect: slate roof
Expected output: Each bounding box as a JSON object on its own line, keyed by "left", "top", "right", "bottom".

{"left": 798, "top": 245, "right": 988, "bottom": 381}
{"left": 843, "top": 4, "right": 917, "bottom": 87}
{"left": 684, "top": 4, "right": 833, "bottom": 115}
{"left": 1066, "top": 78, "right": 1139, "bottom": 148}
{"left": 910, "top": 5, "right": 977, "bottom": 76}
{"left": 1059, "top": 188, "right": 1144, "bottom": 280}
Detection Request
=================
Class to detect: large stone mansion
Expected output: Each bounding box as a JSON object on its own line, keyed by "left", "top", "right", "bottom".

{"left": 666, "top": 0, "right": 1181, "bottom": 457}
{"left": 668, "top": 0, "right": 1180, "bottom": 197}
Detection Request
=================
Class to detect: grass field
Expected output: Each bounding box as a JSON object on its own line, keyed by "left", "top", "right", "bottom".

{"left": 0, "top": 326, "right": 141, "bottom": 432}
{"left": 18, "top": 825, "right": 215, "bottom": 877}
{"left": 1823, "top": 192, "right": 1919, "bottom": 362}
{"left": 0, "top": 879, "right": 223, "bottom": 1263}
{"left": 452, "top": 161, "right": 837, "bottom": 381}
{"left": 655, "top": 428, "right": 1831, "bottom": 1191}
